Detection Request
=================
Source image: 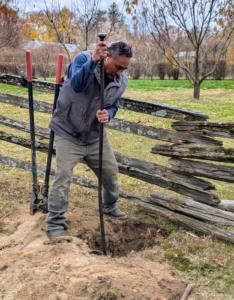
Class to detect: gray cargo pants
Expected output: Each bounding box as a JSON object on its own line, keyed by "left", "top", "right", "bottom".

{"left": 46, "top": 134, "right": 119, "bottom": 231}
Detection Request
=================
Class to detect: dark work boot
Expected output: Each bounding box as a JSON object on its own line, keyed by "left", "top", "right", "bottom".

{"left": 46, "top": 228, "right": 71, "bottom": 241}
{"left": 103, "top": 207, "right": 128, "bottom": 219}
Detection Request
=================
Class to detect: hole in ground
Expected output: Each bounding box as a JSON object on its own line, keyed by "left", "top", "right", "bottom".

{"left": 67, "top": 206, "right": 170, "bottom": 257}
{"left": 86, "top": 219, "right": 169, "bottom": 257}
{"left": 67, "top": 204, "right": 170, "bottom": 257}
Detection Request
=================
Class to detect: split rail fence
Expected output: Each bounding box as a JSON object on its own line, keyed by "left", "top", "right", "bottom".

{"left": 1, "top": 74, "right": 234, "bottom": 244}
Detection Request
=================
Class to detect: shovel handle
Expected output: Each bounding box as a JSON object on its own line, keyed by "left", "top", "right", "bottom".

{"left": 98, "top": 33, "right": 107, "bottom": 110}
{"left": 26, "top": 50, "right": 32, "bottom": 82}
{"left": 98, "top": 33, "right": 107, "bottom": 41}
{"left": 97, "top": 32, "right": 107, "bottom": 256}
{"left": 56, "top": 54, "right": 64, "bottom": 84}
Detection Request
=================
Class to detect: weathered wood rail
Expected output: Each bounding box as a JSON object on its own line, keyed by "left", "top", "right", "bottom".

{"left": 139, "top": 196, "right": 234, "bottom": 245}
{"left": 169, "top": 158, "right": 234, "bottom": 182}
{"left": 172, "top": 121, "right": 234, "bottom": 139}
{"left": 1, "top": 75, "right": 234, "bottom": 243}
{"left": 151, "top": 144, "right": 234, "bottom": 163}
{"left": 0, "top": 113, "right": 222, "bottom": 146}
{"left": 0, "top": 74, "right": 56, "bottom": 92}
{"left": 0, "top": 154, "right": 142, "bottom": 201}
{"left": 0, "top": 91, "right": 210, "bottom": 122}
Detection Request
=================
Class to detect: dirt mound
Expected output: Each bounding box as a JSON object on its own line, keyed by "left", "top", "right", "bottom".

{"left": 0, "top": 204, "right": 186, "bottom": 300}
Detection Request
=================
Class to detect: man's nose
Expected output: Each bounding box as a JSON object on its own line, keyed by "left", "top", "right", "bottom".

{"left": 116, "top": 69, "right": 123, "bottom": 75}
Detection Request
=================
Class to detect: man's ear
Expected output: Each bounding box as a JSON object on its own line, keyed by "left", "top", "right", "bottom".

{"left": 106, "top": 53, "right": 111, "bottom": 61}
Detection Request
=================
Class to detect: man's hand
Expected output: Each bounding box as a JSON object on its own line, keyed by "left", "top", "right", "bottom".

{"left": 91, "top": 42, "right": 108, "bottom": 62}
{"left": 96, "top": 109, "right": 109, "bottom": 124}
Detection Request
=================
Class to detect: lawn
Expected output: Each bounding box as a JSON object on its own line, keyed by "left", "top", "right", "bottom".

{"left": 127, "top": 77, "right": 234, "bottom": 90}
{"left": 1, "top": 78, "right": 234, "bottom": 299}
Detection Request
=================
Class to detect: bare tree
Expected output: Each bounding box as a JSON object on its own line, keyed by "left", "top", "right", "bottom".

{"left": 70, "top": 0, "right": 105, "bottom": 50}
{"left": 139, "top": 0, "right": 234, "bottom": 98}
{"left": 43, "top": 2, "right": 76, "bottom": 61}
{"left": 33, "top": 43, "right": 63, "bottom": 80}
{"left": 40, "top": 0, "right": 105, "bottom": 57}
{"left": 0, "top": 0, "right": 19, "bottom": 49}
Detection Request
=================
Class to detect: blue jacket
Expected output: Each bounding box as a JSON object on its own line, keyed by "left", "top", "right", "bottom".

{"left": 49, "top": 50, "right": 128, "bottom": 145}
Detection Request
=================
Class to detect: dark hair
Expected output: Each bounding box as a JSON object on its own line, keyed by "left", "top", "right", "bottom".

{"left": 108, "top": 41, "right": 133, "bottom": 59}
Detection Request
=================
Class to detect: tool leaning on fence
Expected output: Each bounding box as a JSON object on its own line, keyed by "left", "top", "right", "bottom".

{"left": 26, "top": 50, "right": 45, "bottom": 214}
{"left": 26, "top": 51, "right": 64, "bottom": 215}
{"left": 41, "top": 54, "right": 64, "bottom": 214}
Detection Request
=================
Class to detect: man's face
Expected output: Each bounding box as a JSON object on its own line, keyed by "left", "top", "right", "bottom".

{"left": 104, "top": 54, "right": 131, "bottom": 79}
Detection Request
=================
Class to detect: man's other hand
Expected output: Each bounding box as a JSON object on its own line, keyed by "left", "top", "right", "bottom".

{"left": 96, "top": 109, "right": 109, "bottom": 123}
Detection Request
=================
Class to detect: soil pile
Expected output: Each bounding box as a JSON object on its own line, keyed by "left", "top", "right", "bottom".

{"left": 0, "top": 203, "right": 186, "bottom": 300}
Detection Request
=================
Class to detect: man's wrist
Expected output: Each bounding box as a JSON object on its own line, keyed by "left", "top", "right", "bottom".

{"left": 91, "top": 55, "right": 98, "bottom": 63}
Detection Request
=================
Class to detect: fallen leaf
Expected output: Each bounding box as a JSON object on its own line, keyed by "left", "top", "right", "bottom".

{"left": 1, "top": 164, "right": 8, "bottom": 168}
{"left": 202, "top": 234, "right": 212, "bottom": 240}
{"left": 213, "top": 256, "right": 226, "bottom": 267}
{"left": 145, "top": 228, "right": 151, "bottom": 238}
{"left": 186, "top": 232, "right": 199, "bottom": 238}
{"left": 85, "top": 168, "right": 90, "bottom": 172}
{"left": 203, "top": 280, "right": 211, "bottom": 286}
{"left": 155, "top": 229, "right": 164, "bottom": 242}
{"left": 140, "top": 228, "right": 151, "bottom": 239}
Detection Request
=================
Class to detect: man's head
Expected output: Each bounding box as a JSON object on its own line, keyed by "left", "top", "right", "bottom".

{"left": 104, "top": 41, "right": 132, "bottom": 79}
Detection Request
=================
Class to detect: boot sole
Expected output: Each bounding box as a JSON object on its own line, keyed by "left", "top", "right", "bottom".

{"left": 46, "top": 232, "right": 72, "bottom": 241}
{"left": 103, "top": 212, "right": 128, "bottom": 220}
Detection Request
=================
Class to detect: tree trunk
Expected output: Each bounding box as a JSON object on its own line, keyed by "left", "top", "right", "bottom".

{"left": 193, "top": 80, "right": 200, "bottom": 99}
{"left": 193, "top": 56, "right": 200, "bottom": 99}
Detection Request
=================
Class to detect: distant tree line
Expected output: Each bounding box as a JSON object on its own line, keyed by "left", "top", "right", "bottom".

{"left": 128, "top": 59, "right": 227, "bottom": 81}
{"left": 0, "top": 0, "right": 234, "bottom": 98}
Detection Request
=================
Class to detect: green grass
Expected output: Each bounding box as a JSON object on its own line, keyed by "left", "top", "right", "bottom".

{"left": 126, "top": 78, "right": 234, "bottom": 91}
{"left": 37, "top": 77, "right": 56, "bottom": 83}
{"left": 1, "top": 79, "right": 234, "bottom": 299}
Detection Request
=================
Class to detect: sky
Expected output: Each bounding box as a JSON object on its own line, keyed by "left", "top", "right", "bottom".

{"left": 21, "top": 0, "right": 127, "bottom": 14}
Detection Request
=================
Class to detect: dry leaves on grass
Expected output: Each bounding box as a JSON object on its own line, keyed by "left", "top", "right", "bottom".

{"left": 155, "top": 229, "right": 164, "bottom": 242}
{"left": 140, "top": 228, "right": 151, "bottom": 239}
{"left": 213, "top": 256, "right": 226, "bottom": 267}
{"left": 201, "top": 234, "right": 213, "bottom": 240}
{"left": 140, "top": 228, "right": 164, "bottom": 243}
{"left": 203, "top": 280, "right": 211, "bottom": 286}
{"left": 86, "top": 189, "right": 91, "bottom": 195}
{"left": 186, "top": 232, "right": 199, "bottom": 239}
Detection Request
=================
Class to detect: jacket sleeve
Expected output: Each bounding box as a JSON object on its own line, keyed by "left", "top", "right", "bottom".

{"left": 68, "top": 52, "right": 98, "bottom": 93}
{"left": 106, "top": 97, "right": 120, "bottom": 120}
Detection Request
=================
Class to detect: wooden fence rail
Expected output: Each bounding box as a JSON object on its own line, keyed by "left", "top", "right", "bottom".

{"left": 172, "top": 121, "right": 234, "bottom": 139}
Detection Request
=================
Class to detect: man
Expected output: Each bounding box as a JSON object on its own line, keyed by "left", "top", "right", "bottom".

{"left": 46, "top": 40, "right": 133, "bottom": 239}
